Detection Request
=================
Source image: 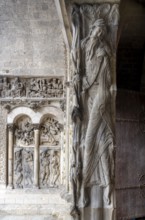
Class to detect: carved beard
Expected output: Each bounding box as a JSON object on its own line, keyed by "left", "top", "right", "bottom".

{"left": 86, "top": 37, "right": 100, "bottom": 61}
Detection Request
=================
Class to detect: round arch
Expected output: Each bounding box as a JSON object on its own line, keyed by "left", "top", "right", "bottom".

{"left": 7, "top": 107, "right": 41, "bottom": 124}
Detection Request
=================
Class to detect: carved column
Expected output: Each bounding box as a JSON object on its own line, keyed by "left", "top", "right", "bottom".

{"left": 7, "top": 124, "right": 14, "bottom": 189}
{"left": 33, "top": 124, "right": 40, "bottom": 188}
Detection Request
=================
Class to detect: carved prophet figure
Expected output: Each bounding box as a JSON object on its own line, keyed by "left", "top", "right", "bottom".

{"left": 70, "top": 4, "right": 119, "bottom": 219}
{"left": 81, "top": 18, "right": 114, "bottom": 206}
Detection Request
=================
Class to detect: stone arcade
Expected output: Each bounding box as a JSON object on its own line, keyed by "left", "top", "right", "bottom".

{"left": 0, "top": 0, "right": 145, "bottom": 220}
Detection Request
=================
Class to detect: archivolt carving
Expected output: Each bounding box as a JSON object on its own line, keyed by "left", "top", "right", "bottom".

{"left": 70, "top": 3, "right": 119, "bottom": 217}
{"left": 15, "top": 116, "right": 34, "bottom": 146}
{"left": 40, "top": 149, "right": 60, "bottom": 188}
{"left": 40, "top": 117, "right": 63, "bottom": 146}
{"left": 0, "top": 77, "right": 63, "bottom": 99}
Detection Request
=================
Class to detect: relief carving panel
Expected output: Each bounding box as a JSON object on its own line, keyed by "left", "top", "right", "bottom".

{"left": 40, "top": 117, "right": 63, "bottom": 146}
{"left": 14, "top": 148, "right": 34, "bottom": 189}
{"left": 40, "top": 149, "right": 60, "bottom": 188}
{"left": 15, "top": 116, "right": 34, "bottom": 146}
{"left": 0, "top": 77, "right": 63, "bottom": 99}
{"left": 70, "top": 3, "right": 119, "bottom": 218}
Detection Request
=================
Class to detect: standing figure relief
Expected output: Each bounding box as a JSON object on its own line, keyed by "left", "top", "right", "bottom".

{"left": 40, "top": 149, "right": 60, "bottom": 188}
{"left": 70, "top": 3, "right": 119, "bottom": 218}
{"left": 23, "top": 150, "right": 34, "bottom": 187}
{"left": 14, "top": 149, "right": 34, "bottom": 189}
{"left": 81, "top": 18, "right": 114, "bottom": 206}
{"left": 14, "top": 149, "right": 23, "bottom": 188}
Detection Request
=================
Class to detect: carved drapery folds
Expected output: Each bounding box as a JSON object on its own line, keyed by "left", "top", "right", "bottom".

{"left": 0, "top": 77, "right": 63, "bottom": 99}
{"left": 70, "top": 3, "right": 119, "bottom": 218}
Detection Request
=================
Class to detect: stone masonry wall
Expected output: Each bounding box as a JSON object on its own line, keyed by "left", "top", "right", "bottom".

{"left": 0, "top": 0, "right": 65, "bottom": 76}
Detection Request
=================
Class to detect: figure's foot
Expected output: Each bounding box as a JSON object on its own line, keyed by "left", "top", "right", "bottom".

{"left": 83, "top": 195, "right": 89, "bottom": 207}
{"left": 70, "top": 206, "right": 80, "bottom": 217}
{"left": 103, "top": 185, "right": 112, "bottom": 205}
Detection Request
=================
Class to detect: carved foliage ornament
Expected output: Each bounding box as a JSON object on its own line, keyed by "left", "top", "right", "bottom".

{"left": 70, "top": 3, "right": 119, "bottom": 216}
{"left": 0, "top": 77, "right": 63, "bottom": 99}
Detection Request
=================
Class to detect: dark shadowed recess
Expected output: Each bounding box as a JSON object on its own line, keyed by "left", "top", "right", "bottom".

{"left": 117, "top": 0, "right": 145, "bottom": 91}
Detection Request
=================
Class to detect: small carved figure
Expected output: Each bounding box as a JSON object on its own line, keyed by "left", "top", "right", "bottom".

{"left": 50, "top": 151, "right": 60, "bottom": 187}
{"left": 41, "top": 150, "right": 50, "bottom": 186}
{"left": 28, "top": 78, "right": 40, "bottom": 97}
{"left": 40, "top": 79, "right": 47, "bottom": 97}
{"left": 10, "top": 77, "right": 25, "bottom": 97}
{"left": 14, "top": 149, "right": 23, "bottom": 188}
{"left": 1, "top": 77, "right": 10, "bottom": 97}
{"left": 23, "top": 150, "right": 33, "bottom": 187}
{"left": 57, "top": 79, "right": 63, "bottom": 97}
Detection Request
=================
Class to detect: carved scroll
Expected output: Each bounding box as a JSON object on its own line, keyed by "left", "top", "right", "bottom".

{"left": 40, "top": 149, "right": 60, "bottom": 188}
{"left": 0, "top": 77, "right": 63, "bottom": 99}
{"left": 70, "top": 3, "right": 119, "bottom": 218}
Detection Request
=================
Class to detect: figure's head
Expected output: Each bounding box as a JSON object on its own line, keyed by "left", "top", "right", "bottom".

{"left": 90, "top": 19, "right": 106, "bottom": 40}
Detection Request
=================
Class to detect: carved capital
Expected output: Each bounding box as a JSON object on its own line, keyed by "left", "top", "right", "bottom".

{"left": 65, "top": 81, "right": 72, "bottom": 88}
{"left": 7, "top": 124, "right": 15, "bottom": 132}
{"left": 33, "top": 124, "right": 40, "bottom": 130}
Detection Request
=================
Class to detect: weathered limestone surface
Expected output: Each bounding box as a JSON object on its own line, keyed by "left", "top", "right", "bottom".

{"left": 0, "top": 0, "right": 65, "bottom": 76}
{"left": 0, "top": 189, "right": 72, "bottom": 220}
{"left": 0, "top": 0, "right": 69, "bottom": 219}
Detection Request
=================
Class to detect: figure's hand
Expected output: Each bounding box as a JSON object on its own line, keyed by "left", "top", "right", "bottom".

{"left": 81, "top": 38, "right": 88, "bottom": 49}
{"left": 73, "top": 74, "right": 80, "bottom": 84}
{"left": 82, "top": 76, "right": 89, "bottom": 91}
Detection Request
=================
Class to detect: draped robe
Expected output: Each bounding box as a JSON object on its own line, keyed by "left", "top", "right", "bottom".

{"left": 82, "top": 40, "right": 114, "bottom": 190}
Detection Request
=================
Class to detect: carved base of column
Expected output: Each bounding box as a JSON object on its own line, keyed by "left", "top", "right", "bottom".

{"left": 33, "top": 185, "right": 40, "bottom": 189}
{"left": 7, "top": 184, "right": 14, "bottom": 190}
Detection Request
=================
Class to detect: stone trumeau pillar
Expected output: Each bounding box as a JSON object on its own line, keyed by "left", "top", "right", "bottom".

{"left": 55, "top": 0, "right": 120, "bottom": 219}
{"left": 69, "top": 1, "right": 120, "bottom": 220}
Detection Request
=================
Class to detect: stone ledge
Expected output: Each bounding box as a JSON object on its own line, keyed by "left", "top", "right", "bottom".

{"left": 0, "top": 204, "right": 70, "bottom": 214}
